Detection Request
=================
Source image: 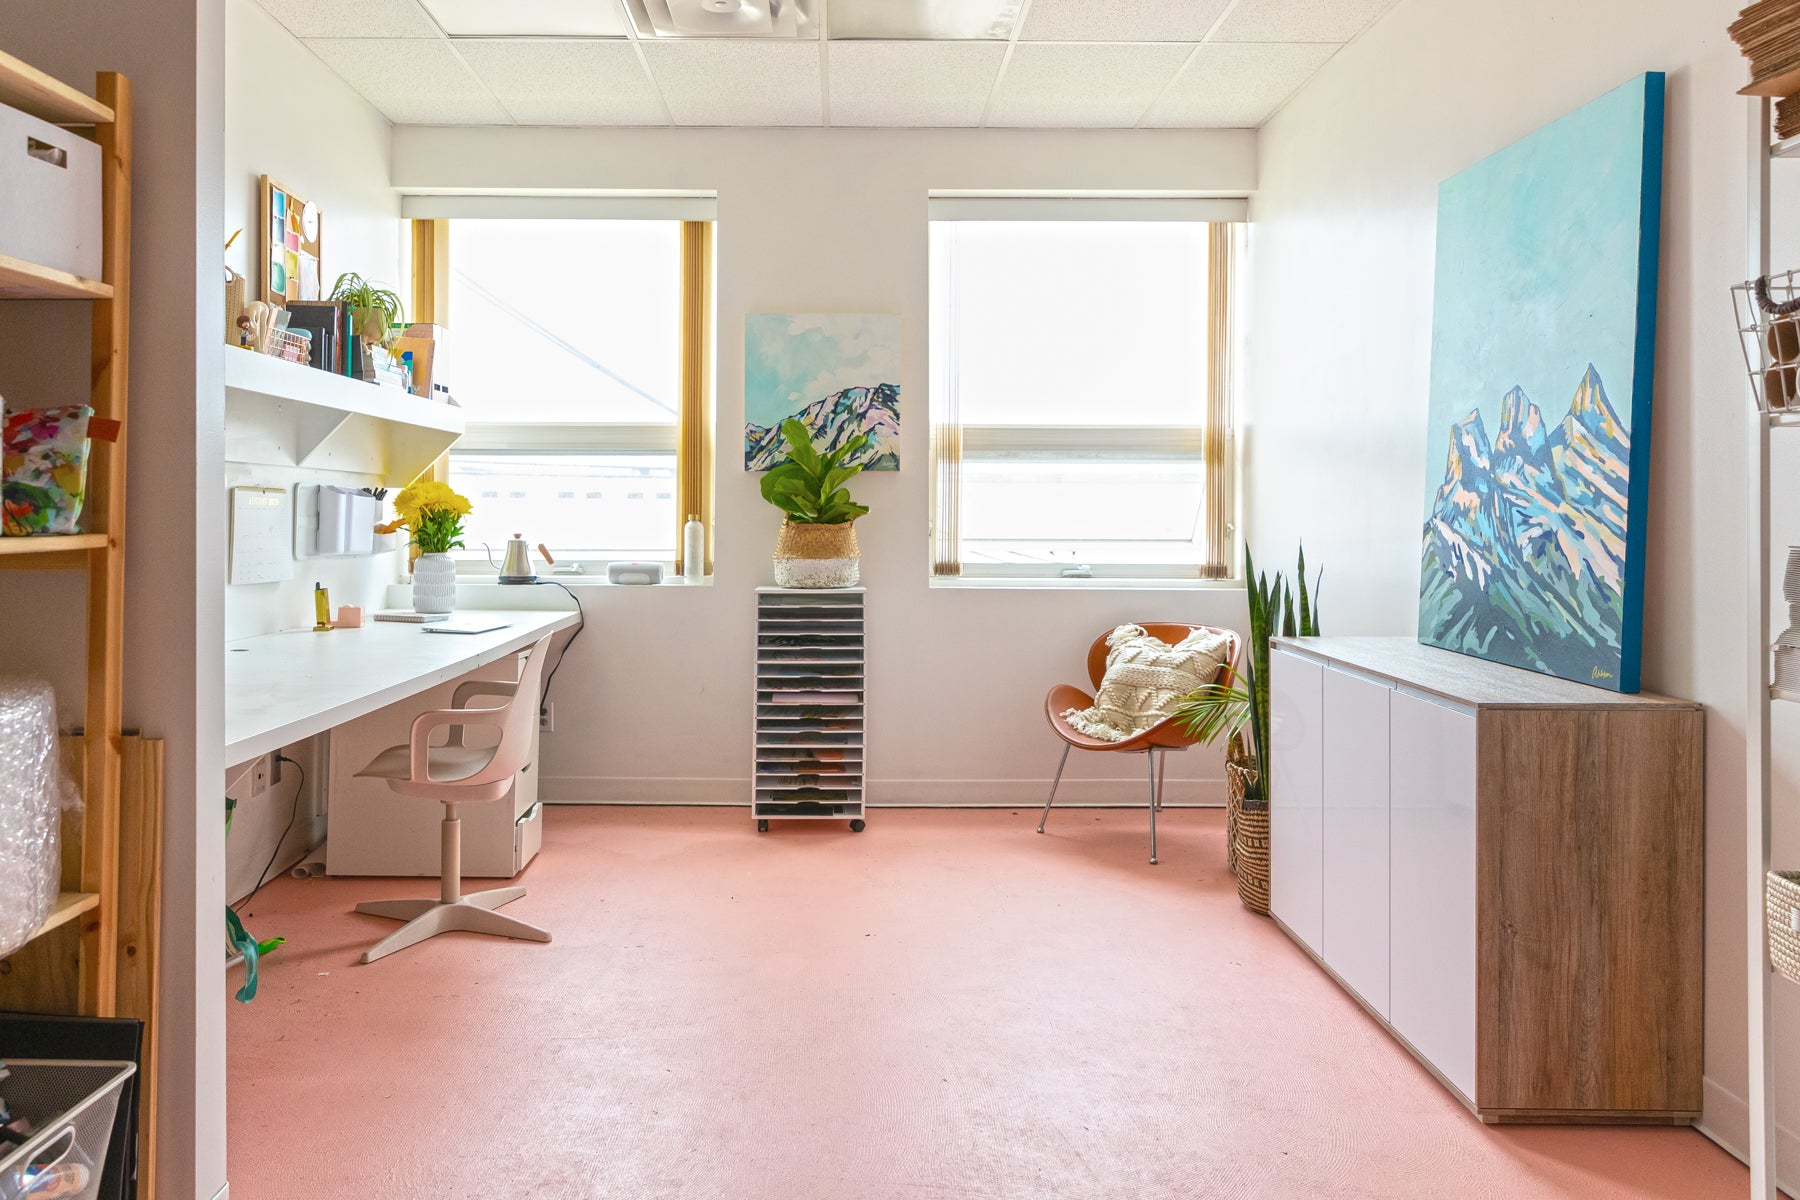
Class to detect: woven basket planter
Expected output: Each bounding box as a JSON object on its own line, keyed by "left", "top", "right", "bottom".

{"left": 773, "top": 518, "right": 860, "bottom": 588}
{"left": 1225, "top": 733, "right": 1252, "bottom": 874}
{"left": 1226, "top": 735, "right": 1269, "bottom": 916}
{"left": 1769, "top": 871, "right": 1800, "bottom": 984}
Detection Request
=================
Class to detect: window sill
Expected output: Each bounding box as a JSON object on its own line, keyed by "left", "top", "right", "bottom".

{"left": 452, "top": 575, "right": 712, "bottom": 590}
{"left": 929, "top": 576, "right": 1244, "bottom": 592}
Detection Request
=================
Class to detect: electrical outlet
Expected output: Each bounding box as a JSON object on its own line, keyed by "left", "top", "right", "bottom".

{"left": 249, "top": 754, "right": 271, "bottom": 798}
{"left": 539, "top": 704, "right": 554, "bottom": 733}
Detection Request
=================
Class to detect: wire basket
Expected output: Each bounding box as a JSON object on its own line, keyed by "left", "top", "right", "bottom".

{"left": 0, "top": 1060, "right": 134, "bottom": 1200}
{"left": 266, "top": 326, "right": 312, "bottom": 365}
{"left": 1733, "top": 271, "right": 1800, "bottom": 413}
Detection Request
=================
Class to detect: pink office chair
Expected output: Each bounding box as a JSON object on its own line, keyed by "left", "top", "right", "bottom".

{"left": 351, "top": 634, "right": 555, "bottom": 964}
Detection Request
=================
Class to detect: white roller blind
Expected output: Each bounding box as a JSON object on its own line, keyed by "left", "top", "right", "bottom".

{"left": 928, "top": 195, "right": 1247, "bottom": 222}
{"left": 402, "top": 194, "right": 718, "bottom": 221}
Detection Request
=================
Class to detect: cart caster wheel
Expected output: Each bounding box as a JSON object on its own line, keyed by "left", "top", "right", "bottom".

{"left": 849, "top": 819, "right": 866, "bottom": 832}
{"left": 757, "top": 819, "right": 769, "bottom": 833}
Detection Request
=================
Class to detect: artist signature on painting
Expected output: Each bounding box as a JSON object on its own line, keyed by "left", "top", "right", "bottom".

{"left": 1592, "top": 667, "right": 1614, "bottom": 680}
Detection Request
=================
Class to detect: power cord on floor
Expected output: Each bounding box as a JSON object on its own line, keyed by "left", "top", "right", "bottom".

{"left": 533, "top": 579, "right": 585, "bottom": 719}
{"left": 233, "top": 753, "right": 304, "bottom": 913}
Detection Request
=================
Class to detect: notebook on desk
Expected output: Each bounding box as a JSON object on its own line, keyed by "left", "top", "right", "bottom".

{"left": 422, "top": 618, "right": 513, "bottom": 635}
{"left": 373, "top": 610, "right": 448, "bottom": 624}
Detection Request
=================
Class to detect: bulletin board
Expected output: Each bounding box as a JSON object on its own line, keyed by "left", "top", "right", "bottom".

{"left": 258, "top": 175, "right": 322, "bottom": 306}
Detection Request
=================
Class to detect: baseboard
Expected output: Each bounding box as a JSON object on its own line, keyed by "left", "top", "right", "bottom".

{"left": 538, "top": 776, "right": 1228, "bottom": 807}
{"left": 1696, "top": 1074, "right": 1800, "bottom": 1193}
{"left": 211, "top": 1184, "right": 229, "bottom": 1200}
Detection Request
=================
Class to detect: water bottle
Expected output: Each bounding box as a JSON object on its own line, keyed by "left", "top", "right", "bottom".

{"left": 683, "top": 514, "right": 705, "bottom": 582}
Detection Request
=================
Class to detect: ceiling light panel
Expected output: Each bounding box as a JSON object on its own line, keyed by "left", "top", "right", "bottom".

{"left": 624, "top": 0, "right": 817, "bottom": 38}
{"left": 828, "top": 0, "right": 1022, "bottom": 40}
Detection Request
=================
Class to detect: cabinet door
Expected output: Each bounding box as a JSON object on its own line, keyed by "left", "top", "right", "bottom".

{"left": 1321, "top": 668, "right": 1392, "bottom": 1016}
{"left": 1269, "top": 648, "right": 1324, "bottom": 955}
{"left": 1388, "top": 688, "right": 1478, "bottom": 1102}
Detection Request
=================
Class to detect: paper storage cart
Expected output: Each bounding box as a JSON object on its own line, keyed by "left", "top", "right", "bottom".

{"left": 0, "top": 1060, "right": 134, "bottom": 1200}
{"left": 753, "top": 588, "right": 866, "bottom": 833}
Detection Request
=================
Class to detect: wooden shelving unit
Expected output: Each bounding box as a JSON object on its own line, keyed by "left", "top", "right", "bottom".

{"left": 1747, "top": 94, "right": 1799, "bottom": 1200}
{"left": 0, "top": 48, "right": 160, "bottom": 1198}
{"left": 752, "top": 587, "right": 868, "bottom": 833}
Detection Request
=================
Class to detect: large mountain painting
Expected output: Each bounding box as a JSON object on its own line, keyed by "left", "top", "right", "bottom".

{"left": 1418, "top": 73, "right": 1664, "bottom": 693}
{"left": 745, "top": 313, "right": 899, "bottom": 471}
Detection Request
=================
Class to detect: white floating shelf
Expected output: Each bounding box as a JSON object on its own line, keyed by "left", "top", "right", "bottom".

{"left": 224, "top": 349, "right": 463, "bottom": 486}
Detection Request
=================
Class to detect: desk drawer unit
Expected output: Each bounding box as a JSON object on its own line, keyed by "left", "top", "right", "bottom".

{"left": 753, "top": 587, "right": 866, "bottom": 833}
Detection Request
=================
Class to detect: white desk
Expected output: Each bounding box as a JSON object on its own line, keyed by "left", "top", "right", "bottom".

{"left": 223, "top": 610, "right": 579, "bottom": 766}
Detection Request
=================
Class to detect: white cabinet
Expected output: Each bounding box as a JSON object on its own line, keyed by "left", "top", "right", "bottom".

{"left": 1269, "top": 648, "right": 1323, "bottom": 955}
{"left": 1321, "top": 668, "right": 1391, "bottom": 1017}
{"left": 1266, "top": 636, "right": 1702, "bottom": 1123}
{"left": 1388, "top": 688, "right": 1478, "bottom": 1101}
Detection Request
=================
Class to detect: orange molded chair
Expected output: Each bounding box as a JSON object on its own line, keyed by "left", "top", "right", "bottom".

{"left": 1038, "top": 623, "right": 1241, "bottom": 865}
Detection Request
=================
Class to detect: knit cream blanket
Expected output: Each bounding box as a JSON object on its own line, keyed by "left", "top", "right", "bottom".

{"left": 1062, "top": 624, "right": 1232, "bottom": 742}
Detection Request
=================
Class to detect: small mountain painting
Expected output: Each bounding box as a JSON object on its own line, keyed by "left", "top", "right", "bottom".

{"left": 1418, "top": 73, "right": 1664, "bottom": 692}
{"left": 745, "top": 313, "right": 899, "bottom": 471}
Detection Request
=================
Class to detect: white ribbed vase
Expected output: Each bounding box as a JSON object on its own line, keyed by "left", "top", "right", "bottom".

{"left": 412, "top": 552, "right": 457, "bottom": 614}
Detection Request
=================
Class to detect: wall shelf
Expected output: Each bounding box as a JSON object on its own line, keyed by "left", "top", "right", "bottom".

{"left": 28, "top": 892, "right": 99, "bottom": 941}
{"left": 0, "top": 533, "right": 108, "bottom": 558}
{"left": 223, "top": 349, "right": 463, "bottom": 486}
{"left": 0, "top": 47, "right": 112, "bottom": 125}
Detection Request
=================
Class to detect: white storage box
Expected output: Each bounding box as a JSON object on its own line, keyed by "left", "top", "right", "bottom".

{"left": 0, "top": 101, "right": 102, "bottom": 281}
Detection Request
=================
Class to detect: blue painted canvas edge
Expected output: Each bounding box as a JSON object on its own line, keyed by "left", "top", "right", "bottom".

{"left": 1615, "top": 71, "right": 1665, "bottom": 695}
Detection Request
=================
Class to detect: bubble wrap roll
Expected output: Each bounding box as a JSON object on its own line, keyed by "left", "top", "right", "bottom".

{"left": 0, "top": 678, "right": 74, "bottom": 957}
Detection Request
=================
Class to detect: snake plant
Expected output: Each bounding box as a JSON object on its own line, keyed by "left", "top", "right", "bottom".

{"left": 1173, "top": 542, "right": 1322, "bottom": 807}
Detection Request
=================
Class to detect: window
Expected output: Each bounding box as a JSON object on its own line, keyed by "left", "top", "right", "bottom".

{"left": 929, "top": 205, "right": 1240, "bottom": 580}
{"left": 421, "top": 213, "right": 712, "bottom": 572}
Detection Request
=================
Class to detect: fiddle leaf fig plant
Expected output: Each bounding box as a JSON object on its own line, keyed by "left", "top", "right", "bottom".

{"left": 759, "top": 418, "right": 872, "bottom": 525}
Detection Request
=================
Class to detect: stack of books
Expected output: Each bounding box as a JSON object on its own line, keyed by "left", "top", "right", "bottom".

{"left": 1732, "top": 0, "right": 1800, "bottom": 135}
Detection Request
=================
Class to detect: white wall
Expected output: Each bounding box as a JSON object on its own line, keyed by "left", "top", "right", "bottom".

{"left": 1243, "top": 0, "right": 1793, "bottom": 1177}
{"left": 0, "top": 2, "right": 227, "bottom": 1197}
{"left": 392, "top": 126, "right": 1259, "bottom": 807}
{"left": 223, "top": 0, "right": 404, "bottom": 644}
{"left": 221, "top": 0, "right": 407, "bottom": 906}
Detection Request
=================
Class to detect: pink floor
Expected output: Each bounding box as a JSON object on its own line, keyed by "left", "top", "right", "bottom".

{"left": 228, "top": 806, "right": 1750, "bottom": 1199}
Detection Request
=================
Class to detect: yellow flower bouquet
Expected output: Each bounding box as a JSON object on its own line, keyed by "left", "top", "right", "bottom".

{"left": 376, "top": 480, "right": 471, "bottom": 554}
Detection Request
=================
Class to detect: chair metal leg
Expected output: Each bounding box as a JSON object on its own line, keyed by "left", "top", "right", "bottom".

{"left": 1038, "top": 744, "right": 1072, "bottom": 833}
{"left": 1146, "top": 750, "right": 1159, "bottom": 865}
{"left": 1154, "top": 749, "right": 1167, "bottom": 812}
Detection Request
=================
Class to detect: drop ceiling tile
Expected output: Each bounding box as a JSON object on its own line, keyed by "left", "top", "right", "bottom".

{"left": 640, "top": 41, "right": 823, "bottom": 126}
{"left": 828, "top": 42, "right": 1005, "bottom": 127}
{"left": 303, "top": 39, "right": 512, "bottom": 124}
{"left": 458, "top": 40, "right": 665, "bottom": 125}
{"left": 420, "top": 0, "right": 628, "bottom": 37}
{"left": 1018, "top": 0, "right": 1233, "bottom": 43}
{"left": 254, "top": 0, "right": 441, "bottom": 39}
{"left": 1141, "top": 41, "right": 1336, "bottom": 127}
{"left": 985, "top": 42, "right": 1191, "bottom": 128}
{"left": 1213, "top": 0, "right": 1400, "bottom": 43}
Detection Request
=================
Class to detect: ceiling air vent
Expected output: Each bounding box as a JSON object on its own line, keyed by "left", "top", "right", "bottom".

{"left": 623, "top": 0, "right": 817, "bottom": 38}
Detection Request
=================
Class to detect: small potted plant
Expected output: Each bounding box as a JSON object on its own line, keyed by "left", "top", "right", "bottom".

{"left": 376, "top": 481, "right": 471, "bottom": 613}
{"left": 329, "top": 271, "right": 405, "bottom": 345}
{"left": 1173, "top": 543, "right": 1320, "bottom": 915}
{"left": 759, "top": 418, "right": 870, "bottom": 588}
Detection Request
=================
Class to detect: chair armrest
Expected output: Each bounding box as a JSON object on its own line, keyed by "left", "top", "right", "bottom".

{"left": 410, "top": 707, "right": 505, "bottom": 780}
{"left": 444, "top": 681, "right": 519, "bottom": 746}
{"left": 453, "top": 680, "right": 519, "bottom": 708}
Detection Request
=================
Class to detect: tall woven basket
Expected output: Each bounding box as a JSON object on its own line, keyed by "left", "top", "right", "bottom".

{"left": 1768, "top": 871, "right": 1800, "bottom": 984}
{"left": 773, "top": 518, "right": 860, "bottom": 588}
{"left": 1226, "top": 734, "right": 1270, "bottom": 916}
